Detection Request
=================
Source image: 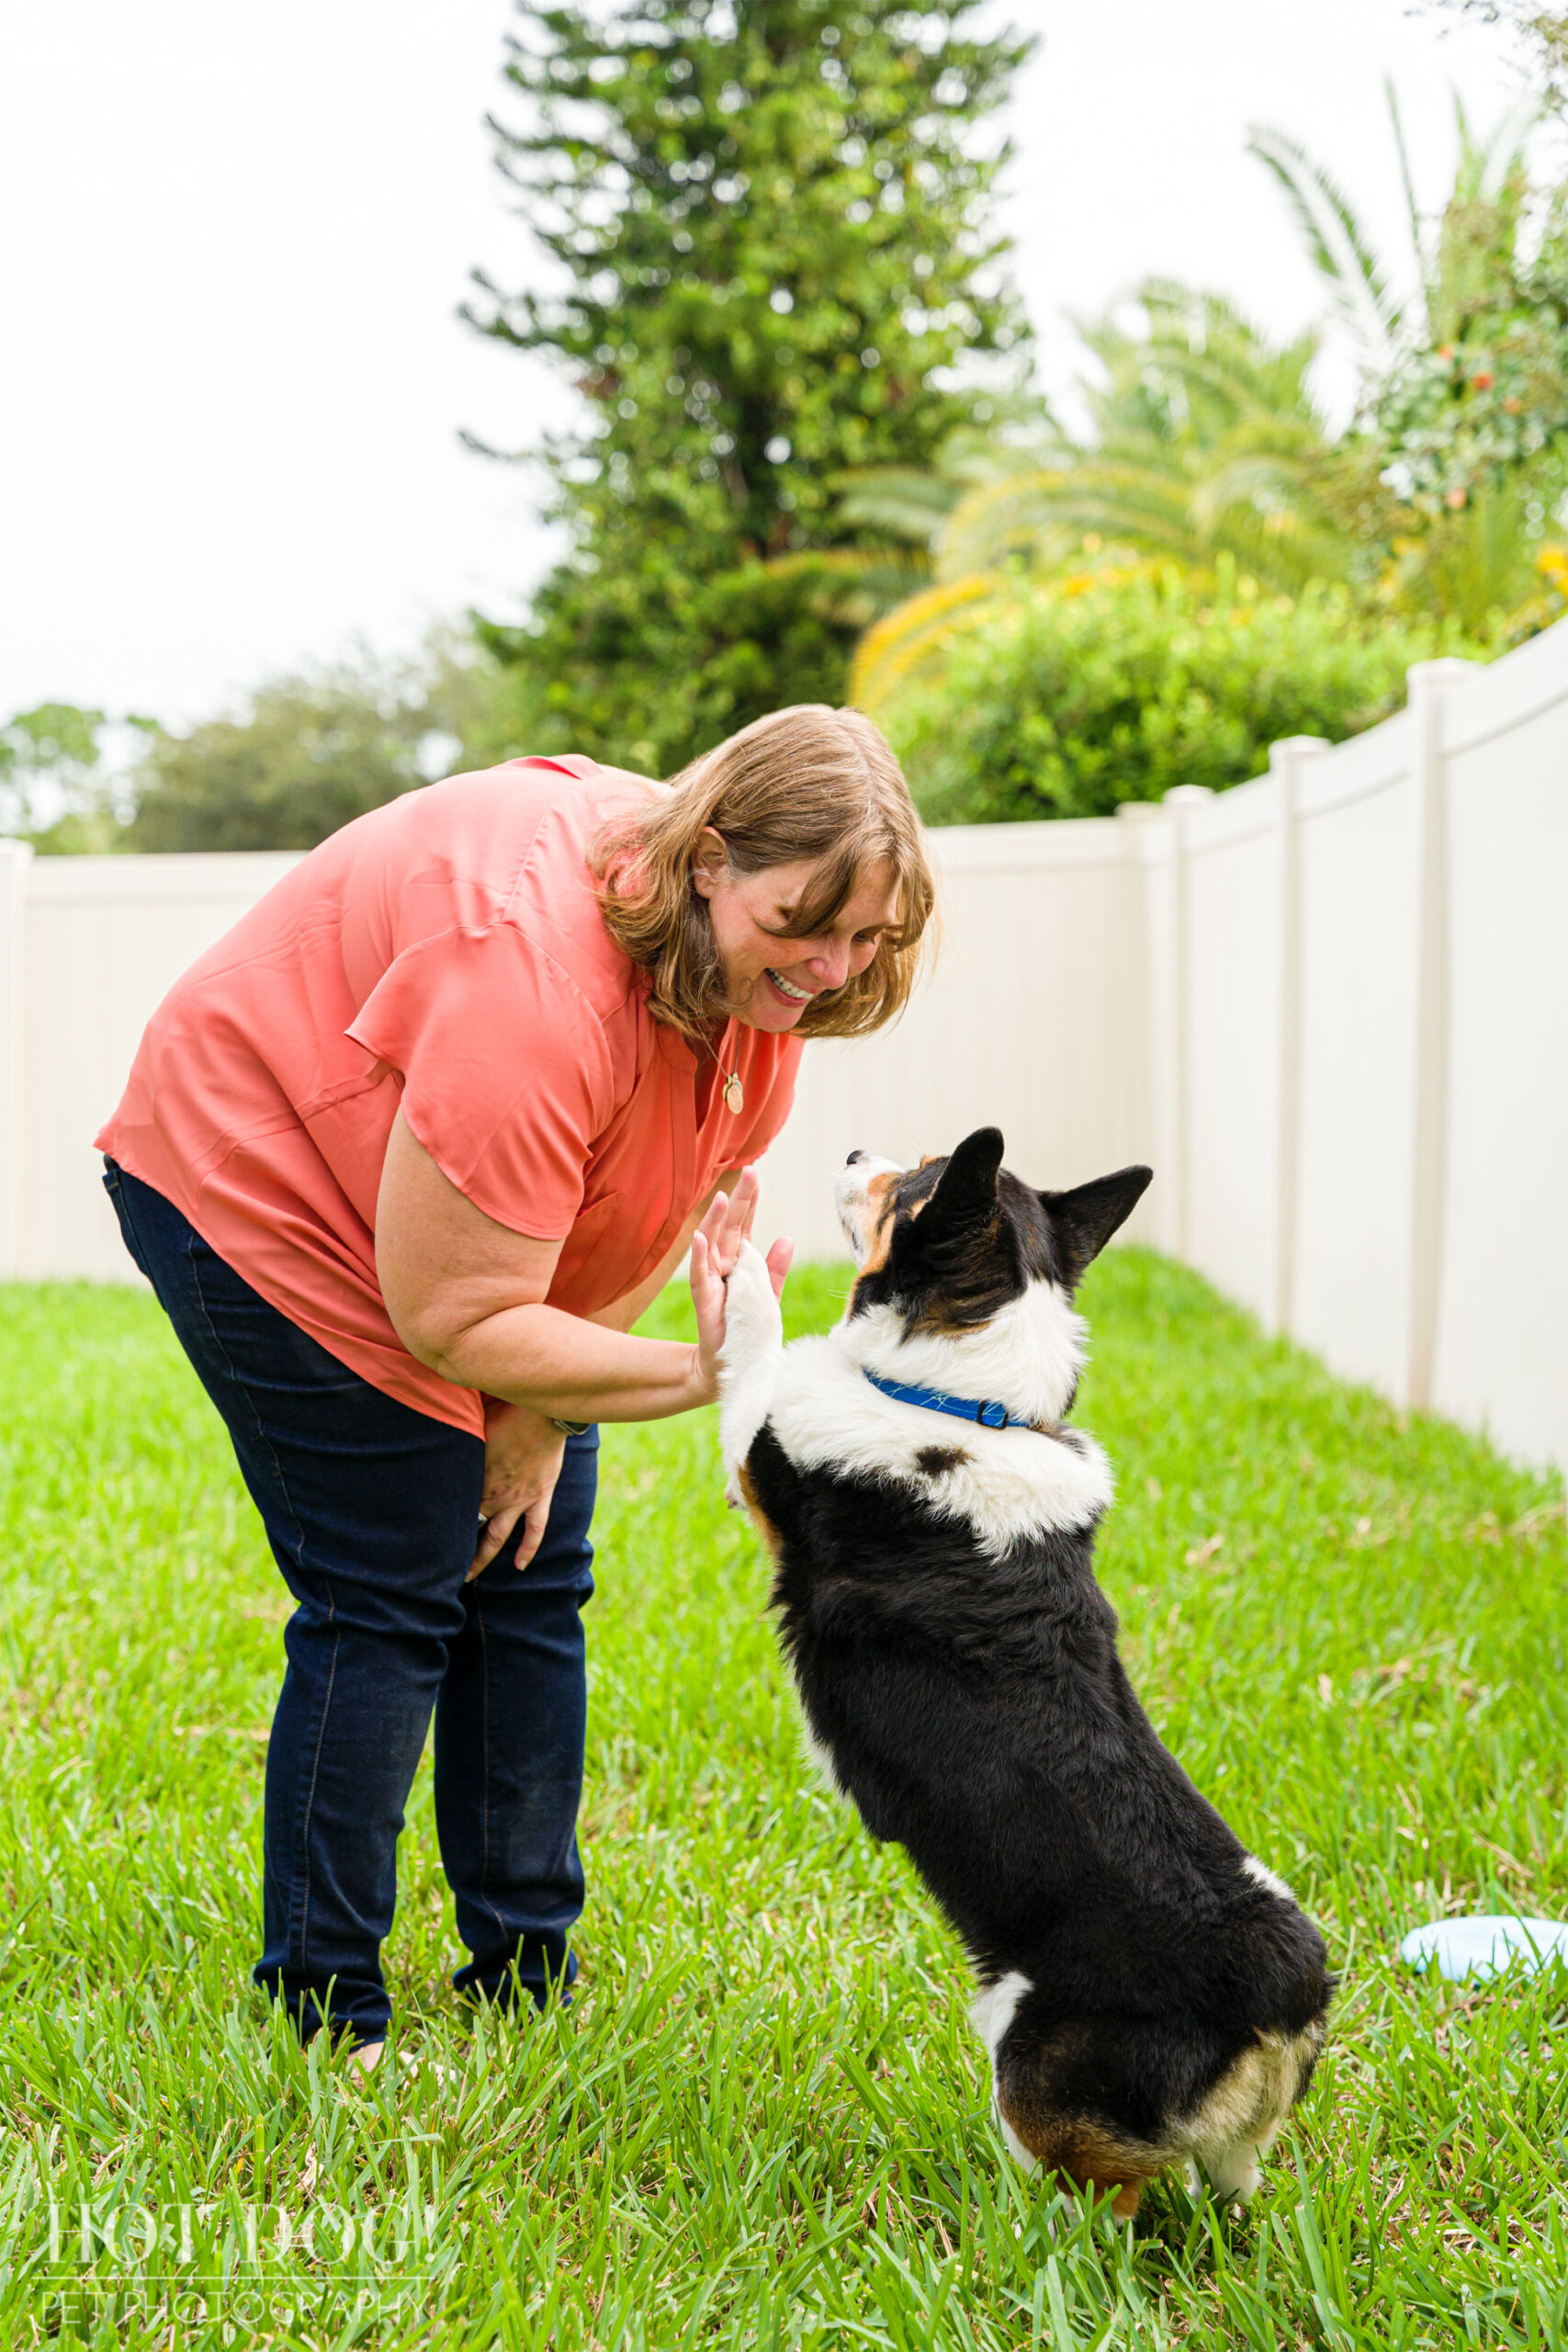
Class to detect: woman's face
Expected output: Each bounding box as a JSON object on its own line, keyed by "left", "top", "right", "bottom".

{"left": 692, "top": 839, "right": 902, "bottom": 1033}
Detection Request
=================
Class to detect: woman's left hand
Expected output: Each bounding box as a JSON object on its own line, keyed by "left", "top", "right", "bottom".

{"left": 689, "top": 1168, "right": 794, "bottom": 1393}
{"left": 469, "top": 1398, "right": 569, "bottom": 1580}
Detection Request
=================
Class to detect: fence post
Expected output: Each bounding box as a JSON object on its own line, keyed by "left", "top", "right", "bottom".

{"left": 1404, "top": 659, "right": 1479, "bottom": 1411}
{"left": 1114, "top": 798, "right": 1163, "bottom": 1212}
{"left": 0, "top": 839, "right": 33, "bottom": 1281}
{"left": 1268, "top": 737, "right": 1327, "bottom": 1337}
{"left": 1162, "top": 786, "right": 1213, "bottom": 1263}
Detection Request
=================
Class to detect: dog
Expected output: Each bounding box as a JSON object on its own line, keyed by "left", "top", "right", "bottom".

{"left": 716, "top": 1126, "right": 1331, "bottom": 2217}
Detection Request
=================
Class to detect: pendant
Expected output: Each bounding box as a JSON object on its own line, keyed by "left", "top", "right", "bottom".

{"left": 723, "top": 1073, "right": 745, "bottom": 1115}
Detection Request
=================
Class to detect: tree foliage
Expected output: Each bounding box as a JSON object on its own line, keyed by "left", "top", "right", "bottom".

{"left": 1372, "top": 112, "right": 1568, "bottom": 513}
{"left": 119, "top": 660, "right": 477, "bottom": 854}
{"left": 1421, "top": 2, "right": 1568, "bottom": 118}
{"left": 1250, "top": 94, "right": 1568, "bottom": 628}
{"left": 1, "top": 705, "right": 111, "bottom": 846}
{"left": 469, "top": 0, "right": 1031, "bottom": 773}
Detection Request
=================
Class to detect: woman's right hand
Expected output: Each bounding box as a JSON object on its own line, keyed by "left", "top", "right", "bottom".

{"left": 689, "top": 1170, "right": 793, "bottom": 1398}
{"left": 468, "top": 1397, "right": 569, "bottom": 1579}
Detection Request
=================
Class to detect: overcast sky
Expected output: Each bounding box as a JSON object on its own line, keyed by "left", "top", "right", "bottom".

{"left": 0, "top": 0, "right": 1535, "bottom": 728}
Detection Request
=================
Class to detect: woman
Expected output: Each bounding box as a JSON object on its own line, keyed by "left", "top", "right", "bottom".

{"left": 97, "top": 704, "right": 934, "bottom": 2064}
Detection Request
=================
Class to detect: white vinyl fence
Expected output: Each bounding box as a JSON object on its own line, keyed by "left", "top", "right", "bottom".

{"left": 2, "top": 618, "right": 1565, "bottom": 1471}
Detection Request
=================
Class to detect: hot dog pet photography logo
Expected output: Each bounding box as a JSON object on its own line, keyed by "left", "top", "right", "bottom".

{"left": 16, "top": 2170, "right": 459, "bottom": 2331}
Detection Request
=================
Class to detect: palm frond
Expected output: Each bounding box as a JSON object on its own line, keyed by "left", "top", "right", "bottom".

{"left": 833, "top": 469, "right": 964, "bottom": 546}
{"left": 833, "top": 417, "right": 1058, "bottom": 548}
{"left": 1247, "top": 125, "right": 1405, "bottom": 374}
{"left": 934, "top": 472, "right": 1075, "bottom": 580}
{"left": 762, "top": 546, "right": 934, "bottom": 627}
{"left": 851, "top": 575, "right": 1003, "bottom": 711}
{"left": 1386, "top": 78, "right": 1430, "bottom": 311}
{"left": 1470, "top": 91, "right": 1538, "bottom": 205}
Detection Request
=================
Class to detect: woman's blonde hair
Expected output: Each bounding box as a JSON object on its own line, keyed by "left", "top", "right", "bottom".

{"left": 592, "top": 705, "right": 936, "bottom": 1040}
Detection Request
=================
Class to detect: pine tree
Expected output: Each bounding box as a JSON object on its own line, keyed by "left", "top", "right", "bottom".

{"left": 468, "top": 0, "right": 1031, "bottom": 772}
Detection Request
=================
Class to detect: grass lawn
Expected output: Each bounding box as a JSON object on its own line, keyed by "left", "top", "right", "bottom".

{"left": 0, "top": 1251, "right": 1565, "bottom": 2349}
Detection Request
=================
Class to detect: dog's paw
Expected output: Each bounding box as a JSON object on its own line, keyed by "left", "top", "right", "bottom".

{"left": 716, "top": 1242, "right": 784, "bottom": 1477}
{"left": 718, "top": 1239, "right": 784, "bottom": 1375}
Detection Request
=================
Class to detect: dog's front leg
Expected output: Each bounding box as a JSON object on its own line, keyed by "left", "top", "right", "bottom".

{"left": 716, "top": 1238, "right": 785, "bottom": 1509}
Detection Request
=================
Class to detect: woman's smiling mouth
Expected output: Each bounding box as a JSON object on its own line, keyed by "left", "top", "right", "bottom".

{"left": 764, "top": 967, "right": 814, "bottom": 1004}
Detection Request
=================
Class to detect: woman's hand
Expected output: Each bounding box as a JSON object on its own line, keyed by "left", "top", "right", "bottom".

{"left": 689, "top": 1168, "right": 794, "bottom": 1399}
{"left": 469, "top": 1398, "right": 569, "bottom": 1580}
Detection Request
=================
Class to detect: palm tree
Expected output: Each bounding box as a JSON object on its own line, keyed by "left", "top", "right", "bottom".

{"left": 846, "top": 285, "right": 1357, "bottom": 707}
{"left": 950, "top": 286, "right": 1355, "bottom": 590}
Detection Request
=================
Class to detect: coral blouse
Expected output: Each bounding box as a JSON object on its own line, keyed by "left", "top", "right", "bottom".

{"left": 97, "top": 756, "right": 802, "bottom": 1436}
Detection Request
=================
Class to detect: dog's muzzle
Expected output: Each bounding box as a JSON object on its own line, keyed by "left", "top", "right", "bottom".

{"left": 834, "top": 1149, "right": 903, "bottom": 1262}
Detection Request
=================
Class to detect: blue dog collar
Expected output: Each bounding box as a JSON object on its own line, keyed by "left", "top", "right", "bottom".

{"left": 862, "top": 1368, "right": 1035, "bottom": 1431}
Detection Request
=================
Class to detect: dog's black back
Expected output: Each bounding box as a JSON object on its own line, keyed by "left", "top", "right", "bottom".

{"left": 751, "top": 1430, "right": 1328, "bottom": 2133}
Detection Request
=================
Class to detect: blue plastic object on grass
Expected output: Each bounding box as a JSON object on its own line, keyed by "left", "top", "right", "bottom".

{"left": 1400, "top": 1916, "right": 1568, "bottom": 1983}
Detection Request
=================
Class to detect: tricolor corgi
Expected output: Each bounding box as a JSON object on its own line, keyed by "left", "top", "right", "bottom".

{"left": 716, "top": 1127, "right": 1330, "bottom": 2216}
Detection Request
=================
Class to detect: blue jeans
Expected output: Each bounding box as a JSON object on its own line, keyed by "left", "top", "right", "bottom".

{"left": 104, "top": 1159, "right": 596, "bottom": 2046}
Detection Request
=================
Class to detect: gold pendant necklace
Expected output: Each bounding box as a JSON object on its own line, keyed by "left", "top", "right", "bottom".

{"left": 705, "top": 1029, "right": 744, "bottom": 1116}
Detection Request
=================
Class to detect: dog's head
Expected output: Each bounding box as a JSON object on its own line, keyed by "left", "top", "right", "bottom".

{"left": 835, "top": 1128, "right": 1152, "bottom": 1332}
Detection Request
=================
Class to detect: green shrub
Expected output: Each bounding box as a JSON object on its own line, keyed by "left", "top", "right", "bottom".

{"left": 881, "top": 565, "right": 1483, "bottom": 824}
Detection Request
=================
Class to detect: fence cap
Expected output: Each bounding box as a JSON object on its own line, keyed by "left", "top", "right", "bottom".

{"left": 1268, "top": 736, "right": 1329, "bottom": 769}
{"left": 1405, "top": 656, "right": 1483, "bottom": 684}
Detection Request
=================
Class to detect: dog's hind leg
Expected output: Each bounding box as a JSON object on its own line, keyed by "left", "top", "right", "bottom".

{"left": 1191, "top": 2136, "right": 1265, "bottom": 2202}
{"left": 1184, "top": 2031, "right": 1306, "bottom": 2202}
{"left": 1193, "top": 2102, "right": 1288, "bottom": 2202}
{"left": 717, "top": 1239, "right": 785, "bottom": 1507}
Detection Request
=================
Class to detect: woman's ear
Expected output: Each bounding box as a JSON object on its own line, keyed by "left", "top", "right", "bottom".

{"left": 690, "top": 827, "right": 729, "bottom": 901}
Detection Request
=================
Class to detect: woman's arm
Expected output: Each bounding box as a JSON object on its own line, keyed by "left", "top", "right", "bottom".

{"left": 375, "top": 1111, "right": 784, "bottom": 1422}
{"left": 377, "top": 1113, "right": 790, "bottom": 1573}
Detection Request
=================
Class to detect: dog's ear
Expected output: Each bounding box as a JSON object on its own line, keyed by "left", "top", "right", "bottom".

{"left": 919, "top": 1126, "right": 1006, "bottom": 1242}
{"left": 1041, "top": 1165, "right": 1152, "bottom": 1287}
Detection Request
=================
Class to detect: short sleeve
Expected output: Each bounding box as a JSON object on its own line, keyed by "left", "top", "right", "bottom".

{"left": 346, "top": 925, "right": 615, "bottom": 1238}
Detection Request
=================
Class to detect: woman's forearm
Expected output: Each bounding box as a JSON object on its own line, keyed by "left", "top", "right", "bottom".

{"left": 418, "top": 1299, "right": 707, "bottom": 1423}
